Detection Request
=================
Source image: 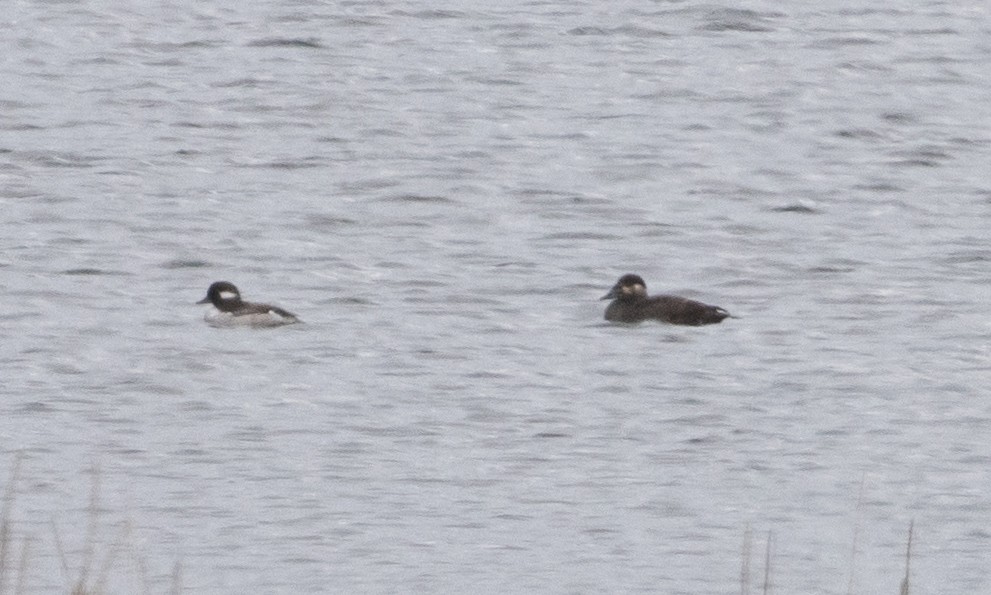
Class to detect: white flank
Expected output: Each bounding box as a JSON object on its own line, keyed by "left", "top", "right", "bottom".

{"left": 204, "top": 309, "right": 297, "bottom": 328}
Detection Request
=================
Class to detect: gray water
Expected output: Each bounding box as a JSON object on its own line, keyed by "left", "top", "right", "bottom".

{"left": 1, "top": 0, "right": 989, "bottom": 593}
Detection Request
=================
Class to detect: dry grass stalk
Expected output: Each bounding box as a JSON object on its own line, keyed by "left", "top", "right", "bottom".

{"left": 15, "top": 535, "right": 32, "bottom": 595}
{"left": 52, "top": 462, "right": 127, "bottom": 595}
{"left": 762, "top": 530, "right": 773, "bottom": 595}
{"left": 899, "top": 520, "right": 914, "bottom": 595}
{"left": 169, "top": 560, "right": 183, "bottom": 595}
{"left": 1, "top": 454, "right": 25, "bottom": 595}
{"left": 740, "top": 524, "right": 752, "bottom": 595}
{"left": 3, "top": 456, "right": 179, "bottom": 594}
{"left": 847, "top": 474, "right": 866, "bottom": 595}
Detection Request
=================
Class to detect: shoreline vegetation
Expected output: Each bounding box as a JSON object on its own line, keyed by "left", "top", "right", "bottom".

{"left": 739, "top": 475, "right": 914, "bottom": 595}
{"left": 739, "top": 520, "right": 914, "bottom": 595}
{"left": 4, "top": 456, "right": 914, "bottom": 594}
{"left": 1, "top": 455, "right": 181, "bottom": 595}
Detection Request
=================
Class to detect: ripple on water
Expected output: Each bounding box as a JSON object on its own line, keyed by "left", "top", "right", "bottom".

{"left": 245, "top": 38, "right": 324, "bottom": 49}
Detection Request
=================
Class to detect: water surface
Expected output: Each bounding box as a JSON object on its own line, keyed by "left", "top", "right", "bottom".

{"left": 1, "top": 0, "right": 989, "bottom": 592}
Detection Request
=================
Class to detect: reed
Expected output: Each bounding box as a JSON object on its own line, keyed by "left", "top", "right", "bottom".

{"left": 0, "top": 454, "right": 27, "bottom": 595}
{"left": 898, "top": 520, "right": 914, "bottom": 595}
{"left": 740, "top": 527, "right": 774, "bottom": 595}
{"left": 846, "top": 474, "right": 866, "bottom": 595}
{"left": 168, "top": 560, "right": 183, "bottom": 595}
{"left": 762, "top": 530, "right": 772, "bottom": 595}
{"left": 15, "top": 536, "right": 31, "bottom": 595}
{"left": 740, "top": 523, "right": 752, "bottom": 595}
{"left": 52, "top": 462, "right": 132, "bottom": 595}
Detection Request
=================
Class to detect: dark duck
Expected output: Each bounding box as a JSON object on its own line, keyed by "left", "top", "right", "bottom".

{"left": 602, "top": 274, "right": 731, "bottom": 325}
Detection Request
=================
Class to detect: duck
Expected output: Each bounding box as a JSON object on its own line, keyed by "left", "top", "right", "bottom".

{"left": 602, "top": 273, "right": 731, "bottom": 325}
{"left": 197, "top": 281, "right": 300, "bottom": 328}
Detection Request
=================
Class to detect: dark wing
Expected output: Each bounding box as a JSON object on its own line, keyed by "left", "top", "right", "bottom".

{"left": 267, "top": 306, "right": 299, "bottom": 320}
{"left": 649, "top": 295, "right": 730, "bottom": 326}
{"left": 235, "top": 301, "right": 299, "bottom": 320}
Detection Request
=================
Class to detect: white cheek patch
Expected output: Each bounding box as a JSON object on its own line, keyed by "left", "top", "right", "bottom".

{"left": 219, "top": 291, "right": 238, "bottom": 300}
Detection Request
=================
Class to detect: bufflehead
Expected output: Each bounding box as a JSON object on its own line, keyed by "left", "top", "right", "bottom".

{"left": 602, "top": 273, "right": 731, "bottom": 325}
{"left": 197, "top": 281, "right": 300, "bottom": 328}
